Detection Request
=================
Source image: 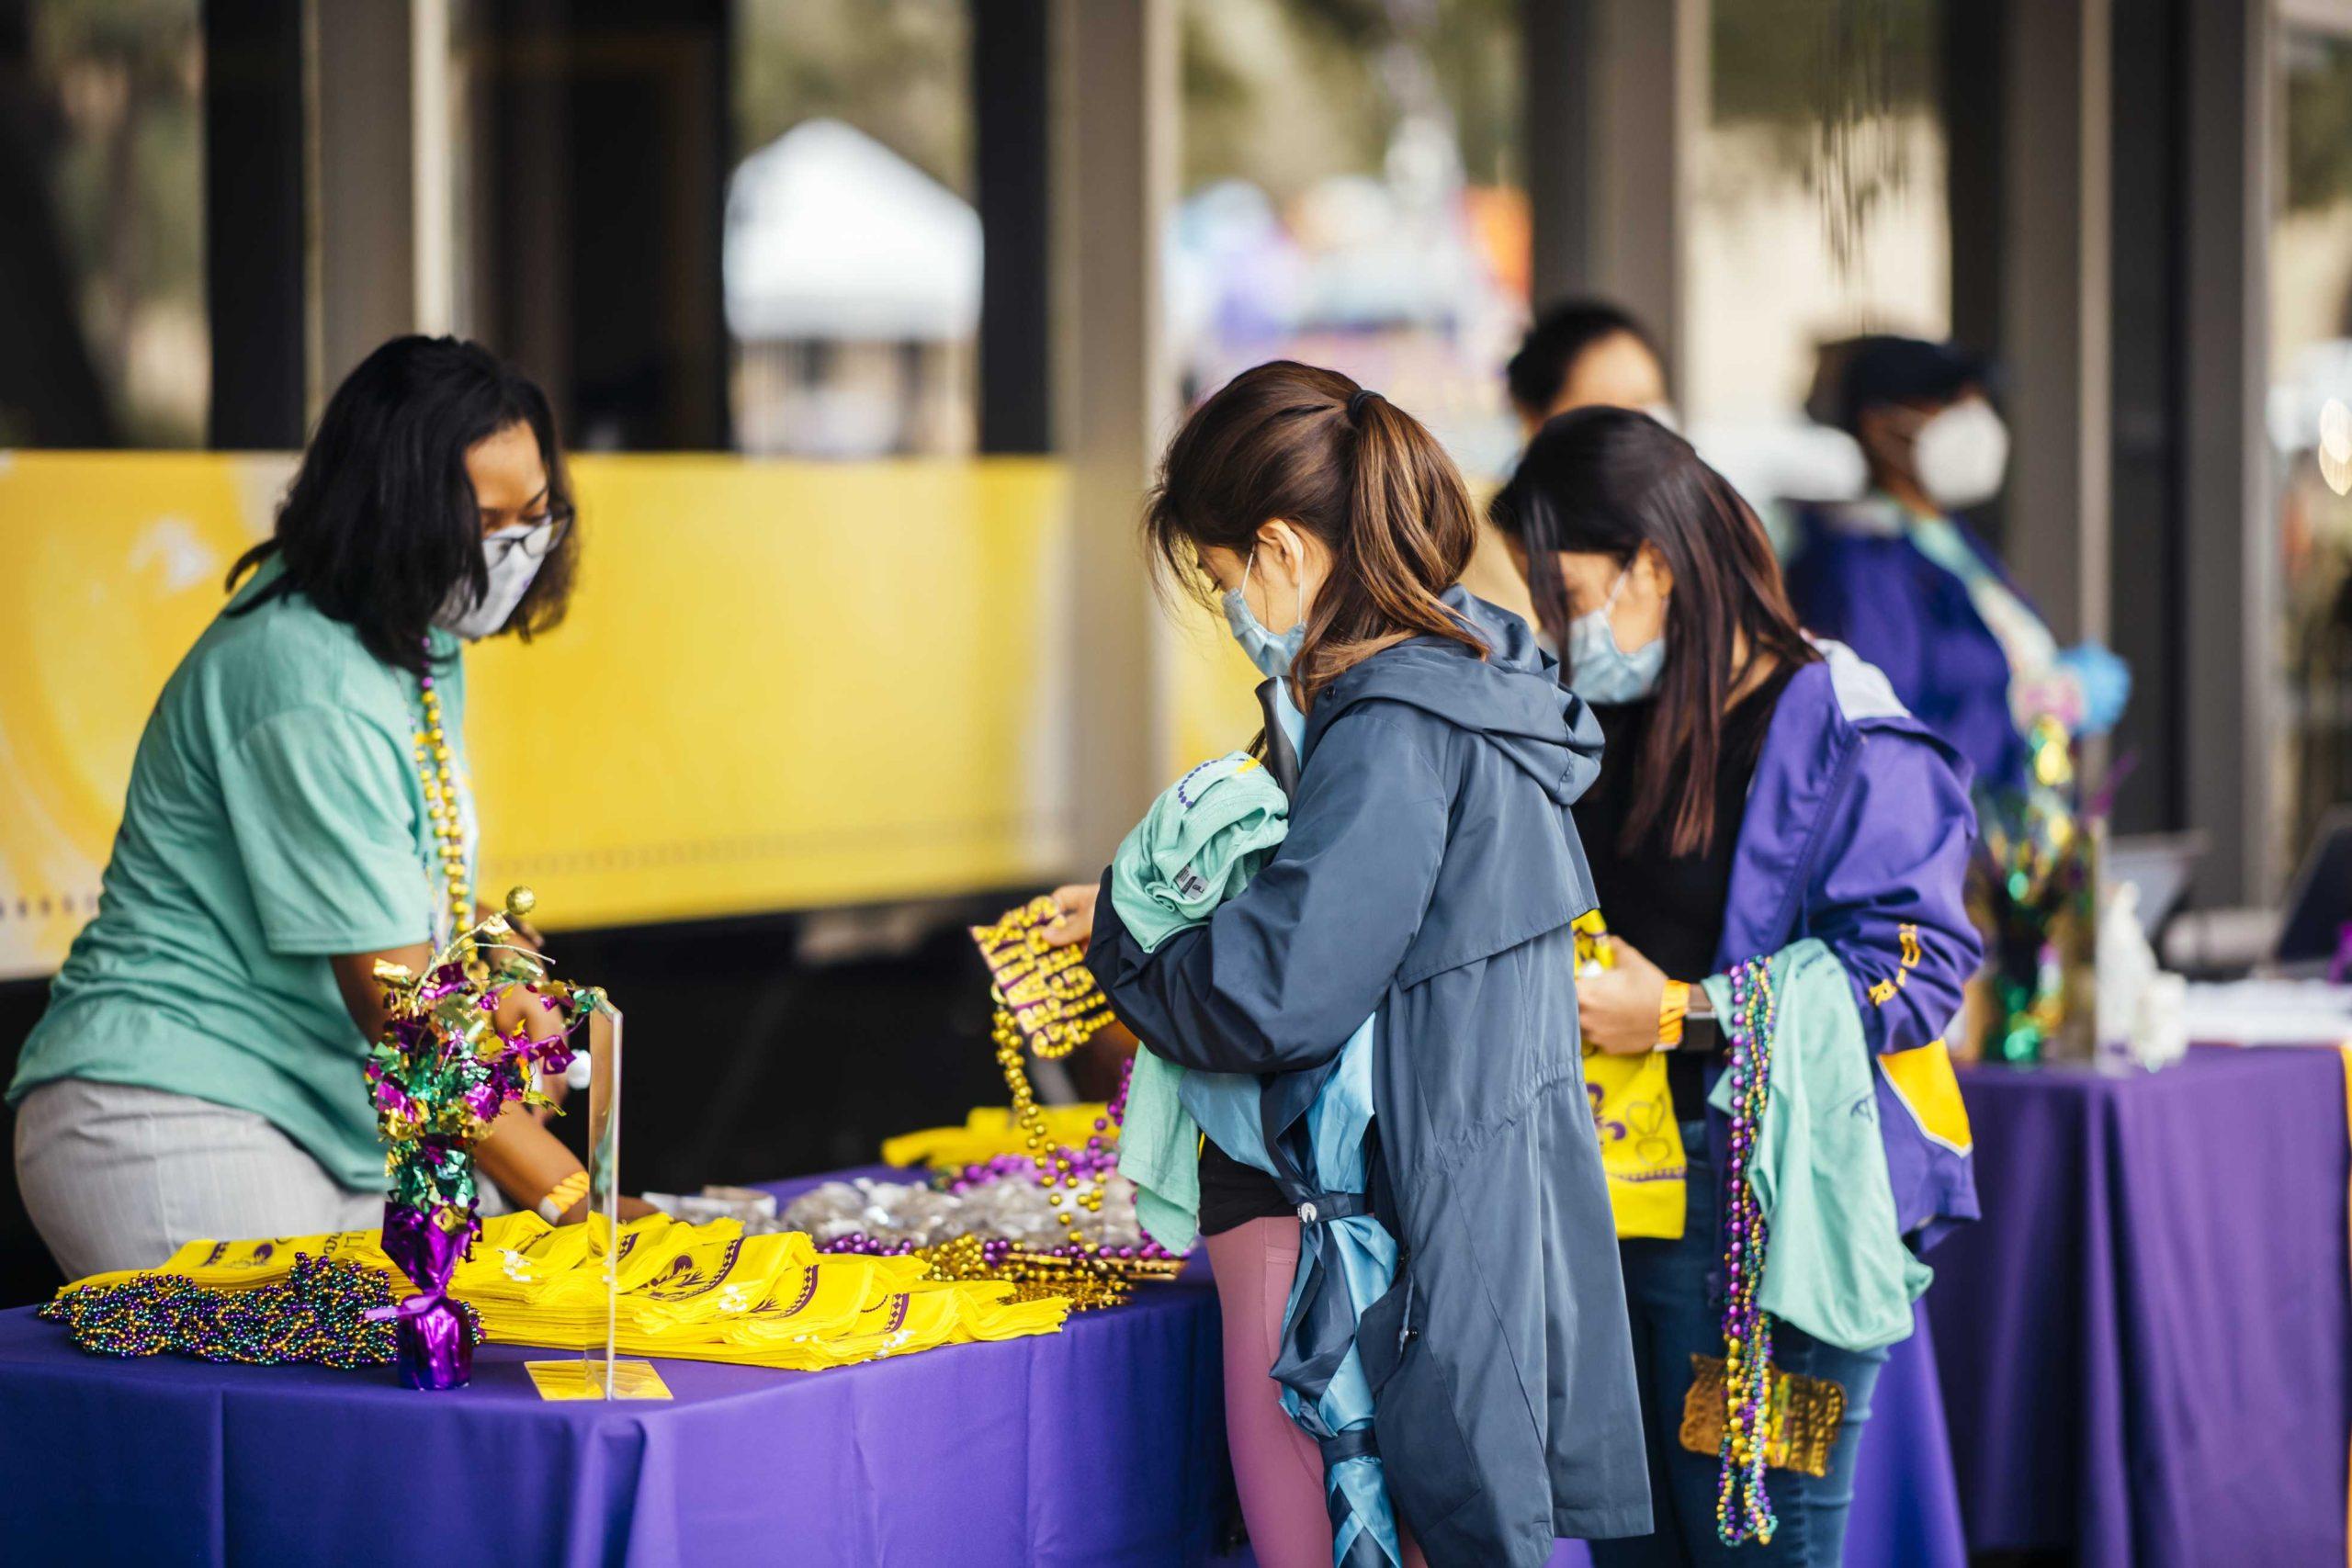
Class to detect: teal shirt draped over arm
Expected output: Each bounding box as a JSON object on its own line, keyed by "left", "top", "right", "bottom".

{"left": 1109, "top": 750, "right": 1289, "bottom": 1254}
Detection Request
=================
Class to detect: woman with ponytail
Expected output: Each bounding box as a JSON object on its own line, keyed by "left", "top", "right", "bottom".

{"left": 1061, "top": 362, "right": 1650, "bottom": 1566}
{"left": 1496, "top": 408, "right": 1980, "bottom": 1566}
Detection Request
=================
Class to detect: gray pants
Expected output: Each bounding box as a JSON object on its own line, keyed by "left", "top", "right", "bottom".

{"left": 14, "top": 1077, "right": 387, "bottom": 1280}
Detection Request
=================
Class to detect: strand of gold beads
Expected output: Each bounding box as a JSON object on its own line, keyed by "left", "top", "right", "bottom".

{"left": 977, "top": 900, "right": 1183, "bottom": 1307}
{"left": 992, "top": 996, "right": 1102, "bottom": 1251}
{"left": 413, "top": 651, "right": 472, "bottom": 952}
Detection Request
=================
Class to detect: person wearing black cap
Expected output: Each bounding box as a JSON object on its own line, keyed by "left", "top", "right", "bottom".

{"left": 1782, "top": 334, "right": 2127, "bottom": 792}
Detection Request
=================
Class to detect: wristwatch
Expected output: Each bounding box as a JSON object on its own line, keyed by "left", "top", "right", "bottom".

{"left": 1680, "top": 987, "right": 1719, "bottom": 1054}
{"left": 1655, "top": 983, "right": 1719, "bottom": 1053}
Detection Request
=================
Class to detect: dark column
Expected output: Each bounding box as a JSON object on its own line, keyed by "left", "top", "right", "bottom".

{"left": 2180, "top": 0, "right": 2275, "bottom": 899}
{"left": 202, "top": 0, "right": 308, "bottom": 448}
{"left": 1939, "top": 0, "right": 2007, "bottom": 553}
{"left": 1522, "top": 0, "right": 1596, "bottom": 308}
{"left": 1941, "top": 0, "right": 2005, "bottom": 364}
{"left": 2105, "top": 0, "right": 2187, "bottom": 835}
{"left": 973, "top": 0, "right": 1052, "bottom": 453}
{"left": 478, "top": 0, "right": 729, "bottom": 451}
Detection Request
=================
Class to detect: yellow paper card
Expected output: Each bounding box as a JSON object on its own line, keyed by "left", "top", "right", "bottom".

{"left": 526, "top": 1359, "right": 673, "bottom": 1401}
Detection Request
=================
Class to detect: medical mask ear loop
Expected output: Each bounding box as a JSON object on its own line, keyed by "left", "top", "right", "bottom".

{"left": 1596, "top": 562, "right": 1633, "bottom": 653}
{"left": 1247, "top": 541, "right": 1308, "bottom": 639}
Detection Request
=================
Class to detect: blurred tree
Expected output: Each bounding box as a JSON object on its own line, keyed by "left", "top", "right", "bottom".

{"left": 733, "top": 0, "right": 969, "bottom": 193}
{"left": 1182, "top": 0, "right": 1518, "bottom": 200}
{"left": 16, "top": 0, "right": 204, "bottom": 446}
{"left": 1709, "top": 0, "right": 1939, "bottom": 285}
{"left": 1713, "top": 0, "right": 1935, "bottom": 128}
{"left": 2285, "top": 32, "right": 2352, "bottom": 216}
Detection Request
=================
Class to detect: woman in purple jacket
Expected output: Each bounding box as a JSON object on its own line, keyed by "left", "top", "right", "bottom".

{"left": 1495, "top": 408, "right": 1982, "bottom": 1566}
{"left": 1781, "top": 335, "right": 2126, "bottom": 795}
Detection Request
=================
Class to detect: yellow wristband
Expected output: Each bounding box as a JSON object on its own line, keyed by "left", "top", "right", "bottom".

{"left": 1657, "top": 979, "right": 1691, "bottom": 1049}
{"left": 537, "top": 1169, "right": 591, "bottom": 1224}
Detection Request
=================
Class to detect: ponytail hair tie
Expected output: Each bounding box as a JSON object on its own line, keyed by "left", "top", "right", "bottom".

{"left": 1346, "top": 388, "right": 1380, "bottom": 423}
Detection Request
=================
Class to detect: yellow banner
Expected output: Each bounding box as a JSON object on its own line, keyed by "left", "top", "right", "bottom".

{"left": 0, "top": 452, "right": 1087, "bottom": 976}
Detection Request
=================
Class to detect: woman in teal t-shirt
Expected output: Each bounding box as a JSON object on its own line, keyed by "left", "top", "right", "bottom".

{"left": 11, "top": 336, "right": 594, "bottom": 1279}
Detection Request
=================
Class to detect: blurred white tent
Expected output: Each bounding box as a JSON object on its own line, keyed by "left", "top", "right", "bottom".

{"left": 723, "top": 118, "right": 979, "bottom": 457}
{"left": 725, "top": 118, "right": 980, "bottom": 344}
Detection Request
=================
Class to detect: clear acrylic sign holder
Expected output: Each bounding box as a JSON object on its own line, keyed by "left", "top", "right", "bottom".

{"left": 527, "top": 1003, "right": 668, "bottom": 1399}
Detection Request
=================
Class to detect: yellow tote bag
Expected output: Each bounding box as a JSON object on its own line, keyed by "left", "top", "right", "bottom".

{"left": 1575, "top": 909, "right": 1687, "bottom": 1238}
{"left": 1583, "top": 1052, "right": 1688, "bottom": 1239}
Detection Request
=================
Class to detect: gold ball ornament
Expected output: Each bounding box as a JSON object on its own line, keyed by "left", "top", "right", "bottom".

{"left": 504, "top": 886, "right": 537, "bottom": 921}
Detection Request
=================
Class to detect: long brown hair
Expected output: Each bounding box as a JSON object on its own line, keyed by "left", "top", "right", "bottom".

{"left": 1493, "top": 406, "right": 1818, "bottom": 856}
{"left": 1144, "top": 361, "right": 1486, "bottom": 707}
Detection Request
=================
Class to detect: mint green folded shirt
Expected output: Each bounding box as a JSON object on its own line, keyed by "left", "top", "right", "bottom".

{"left": 1706, "top": 938, "right": 1932, "bottom": 1354}
{"left": 1109, "top": 752, "right": 1289, "bottom": 1254}
{"left": 8, "top": 558, "right": 469, "bottom": 1192}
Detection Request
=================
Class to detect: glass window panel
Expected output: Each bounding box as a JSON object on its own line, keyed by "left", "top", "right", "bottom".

{"left": 3, "top": 0, "right": 207, "bottom": 447}
{"left": 1173, "top": 0, "right": 1527, "bottom": 482}
{"left": 1687, "top": 1, "right": 1948, "bottom": 441}
{"left": 2270, "top": 25, "right": 2352, "bottom": 880}
{"left": 728, "top": 0, "right": 975, "bottom": 457}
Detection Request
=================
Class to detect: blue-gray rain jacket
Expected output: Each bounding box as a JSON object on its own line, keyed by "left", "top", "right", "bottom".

{"left": 1089, "top": 589, "right": 1651, "bottom": 1566}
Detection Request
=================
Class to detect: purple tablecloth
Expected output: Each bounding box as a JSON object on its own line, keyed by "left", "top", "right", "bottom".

{"left": 1928, "top": 1044, "right": 2352, "bottom": 1568}
{"left": 0, "top": 1164, "right": 1969, "bottom": 1565}
{"left": 0, "top": 1166, "right": 1229, "bottom": 1568}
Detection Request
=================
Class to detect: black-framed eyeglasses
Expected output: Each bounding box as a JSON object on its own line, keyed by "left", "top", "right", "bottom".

{"left": 484, "top": 504, "right": 573, "bottom": 565}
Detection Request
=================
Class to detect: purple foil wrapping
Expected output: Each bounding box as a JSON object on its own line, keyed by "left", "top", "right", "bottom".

{"left": 392, "top": 1300, "right": 474, "bottom": 1390}
{"left": 372, "top": 1201, "right": 476, "bottom": 1390}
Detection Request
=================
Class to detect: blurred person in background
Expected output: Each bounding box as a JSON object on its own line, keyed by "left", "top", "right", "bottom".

{"left": 9, "top": 337, "right": 610, "bottom": 1279}
{"left": 1782, "top": 335, "right": 2127, "bottom": 792}
{"left": 1498, "top": 406, "right": 1979, "bottom": 1567}
{"left": 1505, "top": 299, "right": 1674, "bottom": 439}
{"left": 1465, "top": 298, "right": 1674, "bottom": 620}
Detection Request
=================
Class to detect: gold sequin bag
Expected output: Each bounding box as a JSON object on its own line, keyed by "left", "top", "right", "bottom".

{"left": 1678, "top": 1353, "right": 1848, "bottom": 1478}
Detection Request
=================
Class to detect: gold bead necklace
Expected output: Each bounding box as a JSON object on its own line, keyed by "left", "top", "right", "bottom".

{"left": 412, "top": 658, "right": 471, "bottom": 945}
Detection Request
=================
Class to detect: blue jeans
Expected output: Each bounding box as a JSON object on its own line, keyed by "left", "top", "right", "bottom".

{"left": 1589, "top": 1124, "right": 1888, "bottom": 1568}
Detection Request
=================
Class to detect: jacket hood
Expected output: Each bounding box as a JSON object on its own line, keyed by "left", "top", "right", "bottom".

{"left": 1306, "top": 587, "right": 1603, "bottom": 807}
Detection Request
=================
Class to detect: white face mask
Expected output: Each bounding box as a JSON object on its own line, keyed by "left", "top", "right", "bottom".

{"left": 1913, "top": 400, "right": 2009, "bottom": 511}
{"left": 435, "top": 525, "right": 544, "bottom": 640}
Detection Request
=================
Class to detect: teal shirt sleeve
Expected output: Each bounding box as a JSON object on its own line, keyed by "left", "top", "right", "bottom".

{"left": 220, "top": 705, "right": 433, "bottom": 955}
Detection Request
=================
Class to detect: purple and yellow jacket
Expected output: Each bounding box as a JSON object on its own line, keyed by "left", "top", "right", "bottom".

{"left": 1709, "top": 641, "right": 1983, "bottom": 1246}
{"left": 1783, "top": 500, "right": 2025, "bottom": 794}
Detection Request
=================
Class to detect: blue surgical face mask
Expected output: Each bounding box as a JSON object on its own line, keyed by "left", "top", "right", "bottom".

{"left": 1221, "top": 547, "right": 1306, "bottom": 680}
{"left": 1565, "top": 566, "right": 1666, "bottom": 704}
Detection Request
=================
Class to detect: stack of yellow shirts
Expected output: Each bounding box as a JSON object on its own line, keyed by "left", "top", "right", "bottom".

{"left": 58, "top": 1213, "right": 1069, "bottom": 1371}
{"left": 462, "top": 1214, "right": 1069, "bottom": 1369}
{"left": 65, "top": 1227, "right": 406, "bottom": 1294}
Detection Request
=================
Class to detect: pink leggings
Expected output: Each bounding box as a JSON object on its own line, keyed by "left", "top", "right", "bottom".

{"left": 1204, "top": 1217, "right": 1428, "bottom": 1568}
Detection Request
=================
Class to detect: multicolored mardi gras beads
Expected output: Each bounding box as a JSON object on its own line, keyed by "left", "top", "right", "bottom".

{"left": 810, "top": 1231, "right": 1179, "bottom": 1312}
{"left": 41, "top": 1254, "right": 483, "bottom": 1371}
{"left": 1716, "top": 956, "right": 1780, "bottom": 1548}
{"left": 964, "top": 897, "right": 1182, "bottom": 1307}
